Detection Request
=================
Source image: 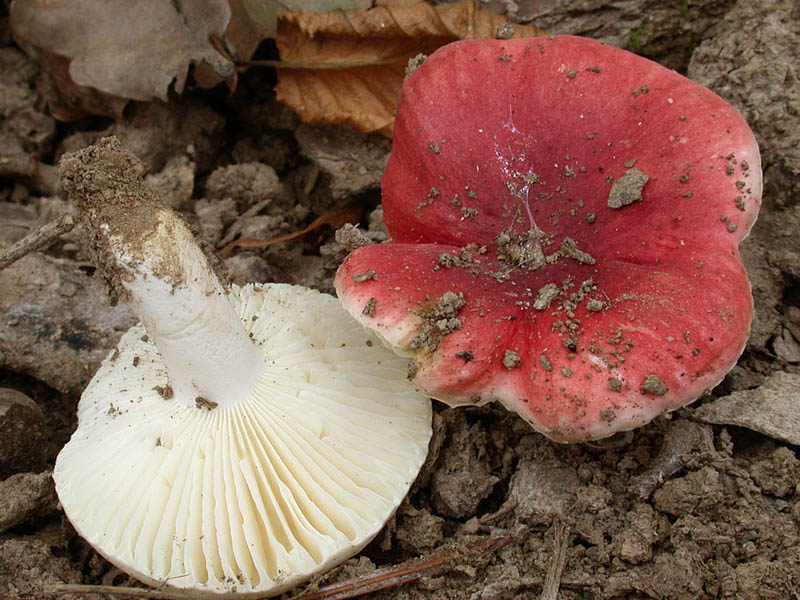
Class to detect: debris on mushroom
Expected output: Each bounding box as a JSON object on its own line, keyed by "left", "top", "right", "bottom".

{"left": 335, "top": 36, "right": 761, "bottom": 443}
{"left": 54, "top": 137, "right": 432, "bottom": 597}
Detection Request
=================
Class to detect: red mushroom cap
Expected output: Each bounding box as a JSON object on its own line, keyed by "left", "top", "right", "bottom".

{"left": 335, "top": 36, "right": 761, "bottom": 442}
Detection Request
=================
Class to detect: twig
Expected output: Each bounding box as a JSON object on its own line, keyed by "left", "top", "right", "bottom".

{"left": 291, "top": 534, "right": 514, "bottom": 600}
{"left": 540, "top": 521, "right": 571, "bottom": 600}
{"left": 0, "top": 214, "right": 75, "bottom": 271}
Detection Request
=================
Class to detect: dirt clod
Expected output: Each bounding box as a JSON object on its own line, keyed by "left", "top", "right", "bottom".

{"left": 607, "top": 168, "right": 649, "bottom": 208}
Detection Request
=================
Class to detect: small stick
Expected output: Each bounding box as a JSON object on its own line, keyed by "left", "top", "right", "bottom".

{"left": 539, "top": 521, "right": 571, "bottom": 600}
{"left": 291, "top": 534, "right": 514, "bottom": 600}
{"left": 0, "top": 214, "right": 75, "bottom": 271}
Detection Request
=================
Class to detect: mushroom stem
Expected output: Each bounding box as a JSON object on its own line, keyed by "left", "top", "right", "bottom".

{"left": 60, "top": 137, "right": 263, "bottom": 409}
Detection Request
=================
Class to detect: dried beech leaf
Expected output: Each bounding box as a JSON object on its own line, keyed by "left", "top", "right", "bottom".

{"left": 276, "top": 0, "right": 543, "bottom": 136}
{"left": 10, "top": 0, "right": 233, "bottom": 117}
{"left": 241, "top": 0, "right": 373, "bottom": 38}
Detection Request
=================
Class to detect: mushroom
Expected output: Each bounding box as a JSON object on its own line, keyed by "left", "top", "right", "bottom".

{"left": 54, "top": 138, "right": 432, "bottom": 596}
{"left": 335, "top": 36, "right": 761, "bottom": 443}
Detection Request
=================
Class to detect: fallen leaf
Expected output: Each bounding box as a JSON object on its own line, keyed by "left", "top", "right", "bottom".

{"left": 10, "top": 0, "right": 234, "bottom": 118}
{"left": 691, "top": 371, "right": 800, "bottom": 445}
{"left": 241, "top": 0, "right": 372, "bottom": 39}
{"left": 218, "top": 203, "right": 361, "bottom": 258}
{"left": 276, "top": 0, "right": 543, "bottom": 136}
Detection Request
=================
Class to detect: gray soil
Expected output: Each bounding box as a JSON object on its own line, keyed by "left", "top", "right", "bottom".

{"left": 1, "top": 1, "right": 799, "bottom": 599}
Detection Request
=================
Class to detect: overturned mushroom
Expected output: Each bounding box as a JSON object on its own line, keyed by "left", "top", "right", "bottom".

{"left": 335, "top": 36, "right": 761, "bottom": 442}
{"left": 54, "top": 138, "right": 432, "bottom": 596}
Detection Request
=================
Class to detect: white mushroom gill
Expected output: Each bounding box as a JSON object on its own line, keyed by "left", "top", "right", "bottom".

{"left": 55, "top": 285, "right": 432, "bottom": 597}
{"left": 54, "top": 138, "right": 432, "bottom": 597}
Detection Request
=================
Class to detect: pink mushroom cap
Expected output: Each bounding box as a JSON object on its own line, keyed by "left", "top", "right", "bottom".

{"left": 335, "top": 35, "right": 761, "bottom": 442}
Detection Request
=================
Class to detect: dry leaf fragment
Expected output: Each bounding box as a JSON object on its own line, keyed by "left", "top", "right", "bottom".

{"left": 10, "top": 0, "right": 233, "bottom": 118}
{"left": 241, "top": 0, "right": 373, "bottom": 39}
{"left": 276, "top": 0, "right": 543, "bottom": 136}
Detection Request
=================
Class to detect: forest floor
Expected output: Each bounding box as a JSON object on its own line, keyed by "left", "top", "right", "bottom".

{"left": 1, "top": 1, "right": 799, "bottom": 599}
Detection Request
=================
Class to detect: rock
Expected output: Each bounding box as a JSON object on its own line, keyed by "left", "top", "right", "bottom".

{"left": 0, "top": 388, "right": 48, "bottom": 478}
{"left": 0, "top": 253, "right": 136, "bottom": 395}
{"left": 691, "top": 371, "right": 800, "bottom": 445}
{"left": 0, "top": 471, "right": 57, "bottom": 533}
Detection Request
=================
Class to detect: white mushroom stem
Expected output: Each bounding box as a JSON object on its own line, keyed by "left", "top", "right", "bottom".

{"left": 109, "top": 208, "right": 264, "bottom": 409}
{"left": 61, "top": 137, "right": 263, "bottom": 409}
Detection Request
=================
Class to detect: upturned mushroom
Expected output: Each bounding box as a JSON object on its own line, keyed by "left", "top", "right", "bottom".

{"left": 55, "top": 137, "right": 432, "bottom": 596}
{"left": 335, "top": 36, "right": 761, "bottom": 443}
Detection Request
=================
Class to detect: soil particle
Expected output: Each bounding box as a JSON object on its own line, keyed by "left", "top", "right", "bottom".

{"left": 607, "top": 167, "right": 649, "bottom": 208}
{"left": 430, "top": 411, "right": 499, "bottom": 519}
{"left": 495, "top": 229, "right": 546, "bottom": 271}
{"left": 612, "top": 503, "right": 665, "bottom": 565}
{"left": 534, "top": 282, "right": 560, "bottom": 310}
{"left": 361, "top": 297, "right": 377, "bottom": 317}
{"left": 632, "top": 419, "right": 714, "bottom": 499}
{"left": 205, "top": 162, "right": 287, "bottom": 212}
{"left": 507, "top": 457, "right": 579, "bottom": 525}
{"left": 558, "top": 236, "right": 596, "bottom": 265}
{"left": 640, "top": 373, "right": 668, "bottom": 395}
{"left": 749, "top": 446, "right": 800, "bottom": 498}
{"left": 409, "top": 292, "right": 466, "bottom": 354}
{"left": 652, "top": 465, "right": 730, "bottom": 516}
{"left": 395, "top": 504, "right": 445, "bottom": 554}
{"left": 502, "top": 349, "right": 521, "bottom": 369}
{"left": 335, "top": 223, "right": 375, "bottom": 251}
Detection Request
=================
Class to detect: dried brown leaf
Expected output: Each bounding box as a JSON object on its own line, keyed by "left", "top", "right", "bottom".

{"left": 10, "top": 0, "right": 233, "bottom": 119}
{"left": 276, "top": 0, "right": 543, "bottom": 136}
